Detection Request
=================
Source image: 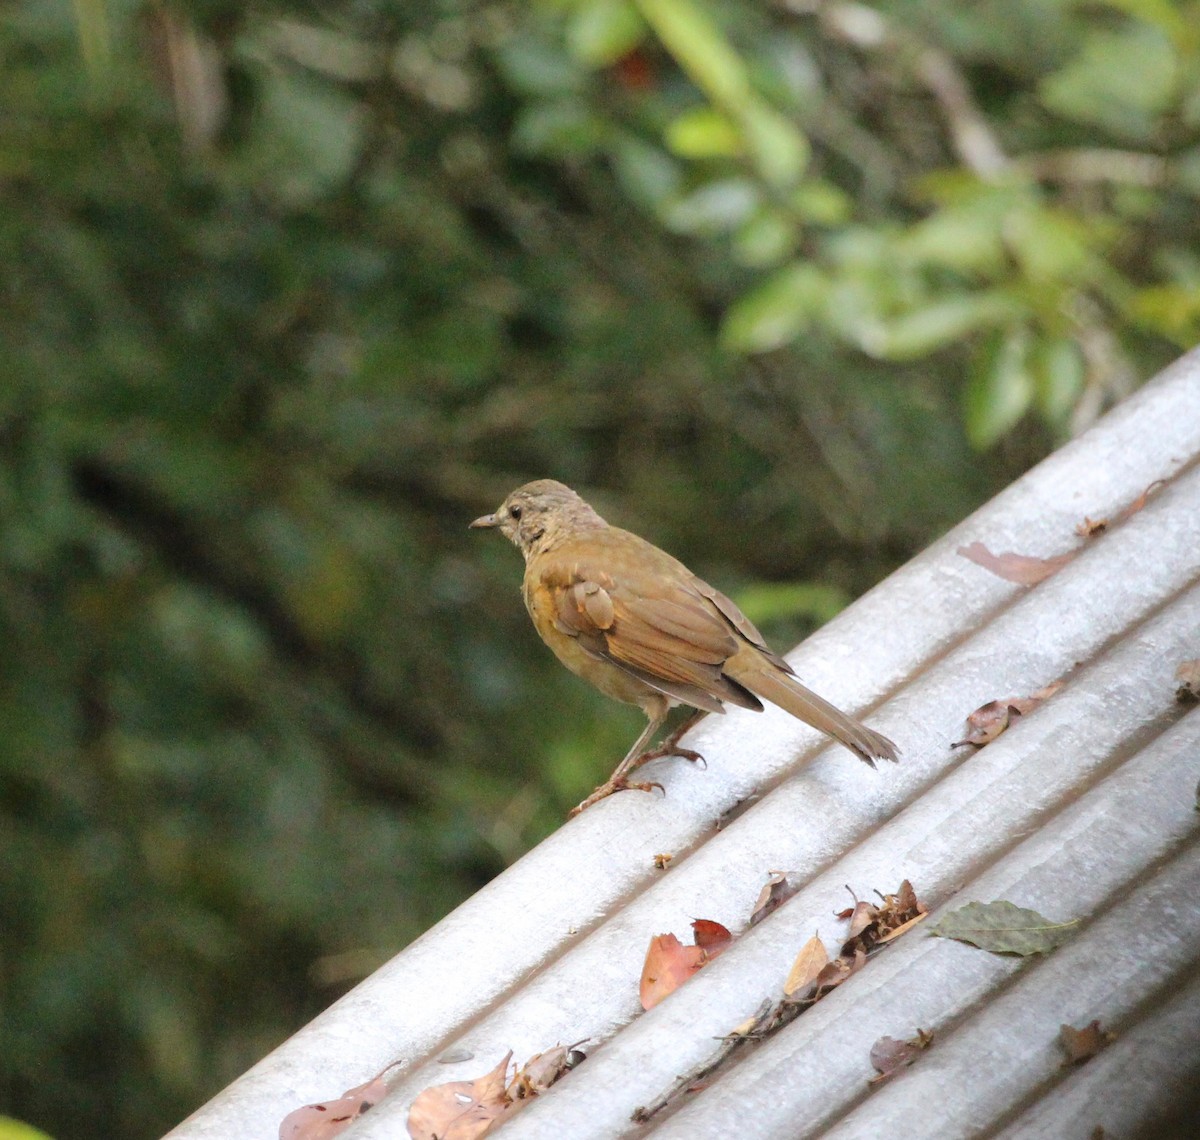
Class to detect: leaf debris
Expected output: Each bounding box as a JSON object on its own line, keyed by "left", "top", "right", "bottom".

{"left": 927, "top": 900, "right": 1078, "bottom": 955}
{"left": 632, "top": 879, "right": 926, "bottom": 1124}
{"left": 1059, "top": 1020, "right": 1116, "bottom": 1065}
{"left": 953, "top": 681, "right": 1062, "bottom": 747}
{"left": 868, "top": 1028, "right": 934, "bottom": 1084}
{"left": 407, "top": 1045, "right": 583, "bottom": 1140}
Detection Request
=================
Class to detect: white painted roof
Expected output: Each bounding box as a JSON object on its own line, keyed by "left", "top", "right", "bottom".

{"left": 166, "top": 347, "right": 1200, "bottom": 1140}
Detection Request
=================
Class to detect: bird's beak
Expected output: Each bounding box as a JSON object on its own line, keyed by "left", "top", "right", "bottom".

{"left": 470, "top": 512, "right": 499, "bottom": 529}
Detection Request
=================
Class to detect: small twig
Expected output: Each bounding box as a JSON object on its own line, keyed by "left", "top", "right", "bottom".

{"left": 631, "top": 1000, "right": 773, "bottom": 1124}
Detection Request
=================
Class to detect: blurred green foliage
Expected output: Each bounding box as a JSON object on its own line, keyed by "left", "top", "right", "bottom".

{"left": 0, "top": 0, "right": 1195, "bottom": 1136}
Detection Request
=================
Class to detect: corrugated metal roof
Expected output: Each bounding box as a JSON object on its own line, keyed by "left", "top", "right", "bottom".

{"left": 165, "top": 348, "right": 1200, "bottom": 1140}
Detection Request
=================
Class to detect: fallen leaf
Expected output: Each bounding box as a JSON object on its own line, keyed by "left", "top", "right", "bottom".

{"left": 845, "top": 899, "right": 878, "bottom": 942}
{"left": 869, "top": 1028, "right": 933, "bottom": 1084}
{"left": 1059, "top": 1020, "right": 1116, "bottom": 1065}
{"left": 652, "top": 853, "right": 673, "bottom": 870}
{"left": 958, "top": 541, "right": 1076, "bottom": 586}
{"left": 953, "top": 681, "right": 1063, "bottom": 746}
{"left": 749, "top": 872, "right": 798, "bottom": 926}
{"left": 640, "top": 934, "right": 704, "bottom": 1010}
{"left": 783, "top": 933, "right": 828, "bottom": 998}
{"left": 280, "top": 1063, "right": 400, "bottom": 1139}
{"left": 691, "top": 919, "right": 733, "bottom": 952}
{"left": 639, "top": 918, "right": 733, "bottom": 1009}
{"left": 508, "top": 1042, "right": 584, "bottom": 1099}
{"left": 876, "top": 911, "right": 929, "bottom": 944}
{"left": 1113, "top": 478, "right": 1165, "bottom": 524}
{"left": 1176, "top": 660, "right": 1200, "bottom": 705}
{"left": 407, "top": 1053, "right": 513, "bottom": 1140}
{"left": 927, "top": 900, "right": 1078, "bottom": 955}
{"left": 1075, "top": 516, "right": 1108, "bottom": 537}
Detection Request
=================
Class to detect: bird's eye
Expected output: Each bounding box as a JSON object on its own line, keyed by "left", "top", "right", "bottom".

{"left": 509, "top": 504, "right": 523, "bottom": 520}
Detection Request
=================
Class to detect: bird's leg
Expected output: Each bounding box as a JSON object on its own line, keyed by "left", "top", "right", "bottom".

{"left": 569, "top": 704, "right": 706, "bottom": 817}
{"left": 631, "top": 709, "right": 706, "bottom": 768}
{"left": 569, "top": 709, "right": 668, "bottom": 817}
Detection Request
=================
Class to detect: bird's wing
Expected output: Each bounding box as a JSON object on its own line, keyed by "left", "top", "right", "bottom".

{"left": 543, "top": 554, "right": 763, "bottom": 713}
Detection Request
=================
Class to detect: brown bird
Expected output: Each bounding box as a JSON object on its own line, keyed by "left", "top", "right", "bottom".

{"left": 471, "top": 480, "right": 898, "bottom": 814}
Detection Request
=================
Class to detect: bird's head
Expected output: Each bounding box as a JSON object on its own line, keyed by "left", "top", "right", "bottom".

{"left": 470, "top": 479, "right": 605, "bottom": 558}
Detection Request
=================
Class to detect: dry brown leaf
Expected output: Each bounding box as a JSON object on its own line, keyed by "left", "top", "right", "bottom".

{"left": 750, "top": 872, "right": 798, "bottom": 926}
{"left": 783, "top": 933, "right": 829, "bottom": 998}
{"left": 846, "top": 899, "right": 879, "bottom": 942}
{"left": 508, "top": 1043, "right": 583, "bottom": 1100}
{"left": 954, "top": 681, "right": 1063, "bottom": 747}
{"left": 281, "top": 1062, "right": 400, "bottom": 1139}
{"left": 875, "top": 879, "right": 928, "bottom": 938}
{"left": 639, "top": 921, "right": 732, "bottom": 1011}
{"left": 407, "top": 1053, "right": 512, "bottom": 1140}
{"left": 1176, "top": 660, "right": 1200, "bottom": 705}
{"left": 652, "top": 853, "right": 673, "bottom": 870}
{"left": 876, "top": 911, "right": 929, "bottom": 944}
{"left": 1059, "top": 1020, "right": 1116, "bottom": 1065}
{"left": 869, "top": 1029, "right": 933, "bottom": 1084}
{"left": 958, "top": 541, "right": 1076, "bottom": 586}
{"left": 1076, "top": 480, "right": 1167, "bottom": 536}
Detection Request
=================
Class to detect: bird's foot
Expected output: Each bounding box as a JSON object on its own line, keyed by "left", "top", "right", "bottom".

{"left": 641, "top": 743, "right": 706, "bottom": 769}
{"left": 568, "top": 776, "right": 664, "bottom": 818}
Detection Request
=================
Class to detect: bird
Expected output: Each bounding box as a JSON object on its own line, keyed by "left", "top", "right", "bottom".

{"left": 471, "top": 480, "right": 898, "bottom": 815}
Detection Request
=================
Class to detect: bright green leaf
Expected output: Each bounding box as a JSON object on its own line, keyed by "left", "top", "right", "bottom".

{"left": 733, "top": 581, "right": 849, "bottom": 626}
{"left": 964, "top": 327, "right": 1035, "bottom": 449}
{"left": 732, "top": 208, "right": 798, "bottom": 268}
{"left": 789, "top": 180, "right": 851, "bottom": 227}
{"left": 720, "top": 261, "right": 825, "bottom": 353}
{"left": 567, "top": 0, "right": 646, "bottom": 67}
{"left": 739, "top": 101, "right": 809, "bottom": 189}
{"left": 637, "top": 0, "right": 808, "bottom": 187}
{"left": 636, "top": 0, "right": 751, "bottom": 110}
{"left": 0, "top": 1118, "right": 55, "bottom": 1140}
{"left": 1039, "top": 24, "right": 1178, "bottom": 141}
{"left": 665, "top": 106, "right": 742, "bottom": 158}
{"left": 868, "top": 293, "right": 1020, "bottom": 361}
{"left": 1031, "top": 336, "right": 1086, "bottom": 421}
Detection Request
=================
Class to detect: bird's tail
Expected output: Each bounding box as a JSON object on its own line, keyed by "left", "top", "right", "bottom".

{"left": 727, "top": 659, "right": 898, "bottom": 767}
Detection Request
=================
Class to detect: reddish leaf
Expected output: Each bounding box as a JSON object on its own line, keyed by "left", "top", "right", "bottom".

{"left": 640, "top": 917, "right": 733, "bottom": 1009}
{"left": 640, "top": 934, "right": 707, "bottom": 1010}
{"left": 958, "top": 541, "right": 1075, "bottom": 585}
{"left": 954, "top": 681, "right": 1063, "bottom": 746}
{"left": 280, "top": 1064, "right": 399, "bottom": 1139}
{"left": 1059, "top": 1020, "right": 1116, "bottom": 1064}
{"left": 869, "top": 1029, "right": 933, "bottom": 1084}
{"left": 407, "top": 1053, "right": 513, "bottom": 1140}
{"left": 749, "top": 872, "right": 798, "bottom": 926}
{"left": 1079, "top": 478, "right": 1165, "bottom": 537}
{"left": 691, "top": 919, "right": 733, "bottom": 952}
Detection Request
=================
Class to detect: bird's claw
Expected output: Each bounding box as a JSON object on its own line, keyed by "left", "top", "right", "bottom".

{"left": 568, "top": 776, "right": 665, "bottom": 818}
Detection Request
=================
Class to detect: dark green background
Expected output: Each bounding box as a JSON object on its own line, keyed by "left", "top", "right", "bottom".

{"left": 2, "top": 1, "right": 1196, "bottom": 1136}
